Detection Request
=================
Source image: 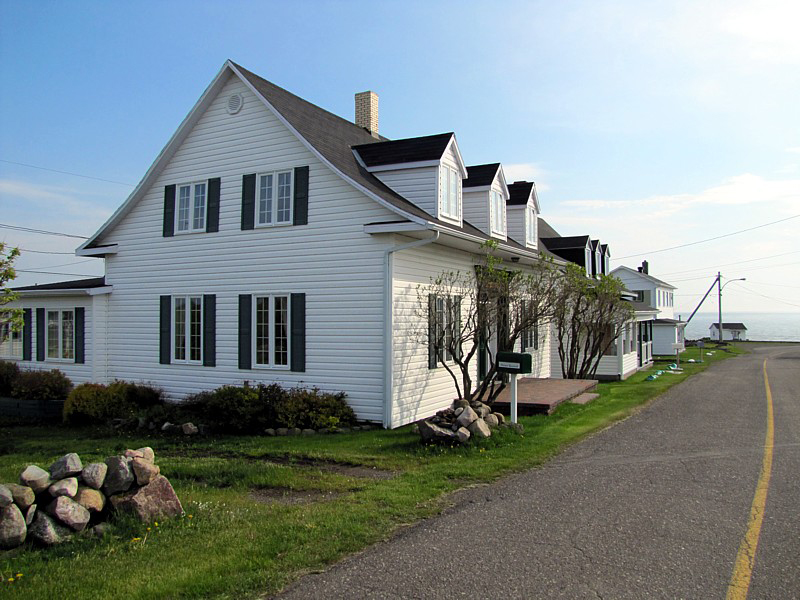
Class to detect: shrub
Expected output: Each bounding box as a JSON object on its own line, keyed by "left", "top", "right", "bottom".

{"left": 63, "top": 383, "right": 113, "bottom": 425}
{"left": 107, "top": 380, "right": 165, "bottom": 410}
{"left": 183, "top": 384, "right": 264, "bottom": 434}
{"left": 0, "top": 360, "right": 20, "bottom": 396}
{"left": 63, "top": 380, "right": 167, "bottom": 425}
{"left": 11, "top": 369, "right": 72, "bottom": 401}
{"left": 274, "top": 387, "right": 355, "bottom": 430}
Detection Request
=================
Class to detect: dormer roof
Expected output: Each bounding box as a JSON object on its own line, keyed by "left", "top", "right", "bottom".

{"left": 353, "top": 132, "right": 454, "bottom": 167}
{"left": 507, "top": 181, "right": 534, "bottom": 205}
{"left": 600, "top": 243, "right": 609, "bottom": 256}
{"left": 541, "top": 235, "right": 591, "bottom": 250}
{"left": 463, "top": 163, "right": 501, "bottom": 188}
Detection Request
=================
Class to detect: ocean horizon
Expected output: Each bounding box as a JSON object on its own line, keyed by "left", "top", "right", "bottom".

{"left": 680, "top": 312, "right": 800, "bottom": 343}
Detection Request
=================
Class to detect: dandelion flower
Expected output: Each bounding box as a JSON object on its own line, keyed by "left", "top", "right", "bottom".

{"left": 8, "top": 578, "right": 14, "bottom": 583}
{"left": 132, "top": 537, "right": 141, "bottom": 542}
{"left": 15, "top": 574, "right": 22, "bottom": 578}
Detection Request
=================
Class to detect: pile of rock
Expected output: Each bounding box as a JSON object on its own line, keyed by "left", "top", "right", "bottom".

{"left": 417, "top": 399, "right": 521, "bottom": 444}
{"left": 0, "top": 448, "right": 182, "bottom": 549}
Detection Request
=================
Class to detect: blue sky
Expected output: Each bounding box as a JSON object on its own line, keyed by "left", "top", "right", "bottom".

{"left": 1, "top": 0, "right": 799, "bottom": 314}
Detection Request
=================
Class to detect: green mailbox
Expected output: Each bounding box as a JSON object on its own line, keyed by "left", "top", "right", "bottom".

{"left": 496, "top": 351, "right": 533, "bottom": 374}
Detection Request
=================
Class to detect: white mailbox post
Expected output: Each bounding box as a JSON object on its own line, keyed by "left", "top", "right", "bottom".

{"left": 496, "top": 352, "right": 533, "bottom": 424}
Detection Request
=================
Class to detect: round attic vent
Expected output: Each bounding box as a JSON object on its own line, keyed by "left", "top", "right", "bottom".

{"left": 227, "top": 93, "right": 243, "bottom": 115}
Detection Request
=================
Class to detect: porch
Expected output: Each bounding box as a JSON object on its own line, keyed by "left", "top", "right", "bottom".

{"left": 492, "top": 377, "right": 599, "bottom": 416}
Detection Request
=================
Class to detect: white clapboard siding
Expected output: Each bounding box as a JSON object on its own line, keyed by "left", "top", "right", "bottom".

{"left": 462, "top": 189, "right": 490, "bottom": 236}
{"left": 374, "top": 167, "right": 438, "bottom": 216}
{"left": 95, "top": 73, "right": 398, "bottom": 422}
{"left": 5, "top": 296, "right": 95, "bottom": 385}
{"left": 391, "top": 240, "right": 480, "bottom": 427}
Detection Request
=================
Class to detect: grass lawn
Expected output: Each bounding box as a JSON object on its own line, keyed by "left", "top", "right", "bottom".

{"left": 1, "top": 344, "right": 745, "bottom": 598}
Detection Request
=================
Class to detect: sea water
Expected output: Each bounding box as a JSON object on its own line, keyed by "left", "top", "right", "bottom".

{"left": 681, "top": 312, "right": 800, "bottom": 343}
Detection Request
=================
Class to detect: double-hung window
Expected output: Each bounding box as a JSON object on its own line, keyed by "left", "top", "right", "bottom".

{"left": 257, "top": 170, "right": 293, "bottom": 226}
{"left": 490, "top": 190, "right": 506, "bottom": 235}
{"left": 46, "top": 310, "right": 74, "bottom": 361}
{"left": 520, "top": 301, "right": 539, "bottom": 351}
{"left": 253, "top": 295, "right": 290, "bottom": 368}
{"left": 176, "top": 182, "right": 207, "bottom": 233}
{"left": 173, "top": 296, "right": 203, "bottom": 363}
{"left": 526, "top": 207, "right": 537, "bottom": 246}
{"left": 0, "top": 322, "right": 22, "bottom": 358}
{"left": 429, "top": 294, "right": 461, "bottom": 366}
{"left": 440, "top": 166, "right": 460, "bottom": 220}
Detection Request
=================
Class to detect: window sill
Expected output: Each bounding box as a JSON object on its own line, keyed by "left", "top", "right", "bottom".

{"left": 45, "top": 358, "right": 75, "bottom": 364}
{"left": 254, "top": 221, "right": 293, "bottom": 229}
{"left": 252, "top": 364, "right": 291, "bottom": 371}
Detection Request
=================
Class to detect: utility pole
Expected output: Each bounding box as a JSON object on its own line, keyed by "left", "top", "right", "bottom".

{"left": 717, "top": 271, "right": 722, "bottom": 343}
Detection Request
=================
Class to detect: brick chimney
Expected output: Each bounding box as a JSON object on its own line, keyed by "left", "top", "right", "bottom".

{"left": 355, "top": 91, "right": 379, "bottom": 138}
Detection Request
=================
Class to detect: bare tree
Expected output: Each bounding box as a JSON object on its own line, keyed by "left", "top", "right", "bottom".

{"left": 417, "top": 242, "right": 561, "bottom": 404}
{"left": 552, "top": 263, "right": 634, "bottom": 379}
{"left": 0, "top": 243, "right": 22, "bottom": 341}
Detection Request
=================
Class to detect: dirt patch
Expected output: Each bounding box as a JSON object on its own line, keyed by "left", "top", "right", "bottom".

{"left": 250, "top": 487, "right": 342, "bottom": 505}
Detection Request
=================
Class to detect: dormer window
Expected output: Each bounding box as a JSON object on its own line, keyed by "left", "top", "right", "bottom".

{"left": 490, "top": 190, "right": 505, "bottom": 235}
{"left": 526, "top": 207, "right": 537, "bottom": 246}
{"left": 440, "top": 166, "right": 460, "bottom": 220}
{"left": 585, "top": 247, "right": 592, "bottom": 277}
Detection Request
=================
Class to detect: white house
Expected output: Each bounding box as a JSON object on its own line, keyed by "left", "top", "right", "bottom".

{"left": 710, "top": 322, "right": 747, "bottom": 341}
{"left": 3, "top": 60, "right": 565, "bottom": 428}
{"left": 611, "top": 262, "right": 685, "bottom": 356}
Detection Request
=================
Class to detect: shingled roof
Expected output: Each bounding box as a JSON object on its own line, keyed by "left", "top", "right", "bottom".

{"left": 711, "top": 322, "right": 747, "bottom": 330}
{"left": 540, "top": 235, "right": 591, "bottom": 250}
{"left": 463, "top": 163, "right": 501, "bottom": 188}
{"left": 507, "top": 181, "right": 534, "bottom": 205}
{"left": 14, "top": 277, "right": 106, "bottom": 292}
{"left": 352, "top": 133, "right": 454, "bottom": 167}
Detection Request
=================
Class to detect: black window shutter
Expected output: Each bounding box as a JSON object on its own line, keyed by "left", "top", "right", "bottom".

{"left": 74, "top": 307, "right": 85, "bottom": 364}
{"left": 163, "top": 185, "right": 176, "bottom": 237}
{"left": 238, "top": 294, "right": 252, "bottom": 369}
{"left": 241, "top": 174, "right": 256, "bottom": 230}
{"left": 454, "top": 296, "right": 462, "bottom": 360}
{"left": 293, "top": 166, "right": 309, "bottom": 226}
{"left": 22, "top": 308, "right": 32, "bottom": 361}
{"left": 159, "top": 296, "right": 171, "bottom": 365}
{"left": 290, "top": 293, "right": 306, "bottom": 372}
{"left": 203, "top": 294, "right": 216, "bottom": 367}
{"left": 36, "top": 308, "right": 45, "bottom": 361}
{"left": 428, "top": 294, "right": 437, "bottom": 369}
{"left": 206, "top": 178, "right": 221, "bottom": 233}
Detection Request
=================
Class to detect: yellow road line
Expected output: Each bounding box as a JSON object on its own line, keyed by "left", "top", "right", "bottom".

{"left": 726, "top": 359, "right": 775, "bottom": 600}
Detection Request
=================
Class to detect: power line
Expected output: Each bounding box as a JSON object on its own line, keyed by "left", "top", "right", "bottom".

{"left": 659, "top": 250, "right": 800, "bottom": 277}
{"left": 0, "top": 159, "right": 135, "bottom": 187}
{"left": 668, "top": 260, "right": 800, "bottom": 282}
{"left": 0, "top": 223, "right": 88, "bottom": 239}
{"left": 736, "top": 284, "right": 800, "bottom": 309}
{"left": 17, "top": 248, "right": 75, "bottom": 255}
{"left": 33, "top": 259, "right": 95, "bottom": 270}
{"left": 613, "top": 214, "right": 800, "bottom": 260}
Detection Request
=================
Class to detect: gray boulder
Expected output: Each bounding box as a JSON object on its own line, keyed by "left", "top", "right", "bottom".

{"left": 81, "top": 462, "right": 108, "bottom": 489}
{"left": 6, "top": 484, "right": 35, "bottom": 509}
{"left": 49, "top": 477, "right": 79, "bottom": 498}
{"left": 456, "top": 406, "right": 479, "bottom": 428}
{"left": 46, "top": 496, "right": 90, "bottom": 531}
{"left": 492, "top": 412, "right": 506, "bottom": 425}
{"left": 483, "top": 413, "right": 500, "bottom": 428}
{"left": 264, "top": 428, "right": 276, "bottom": 436}
{"left": 103, "top": 456, "right": 135, "bottom": 496}
{"left": 110, "top": 475, "right": 183, "bottom": 522}
{"left": 49, "top": 453, "right": 83, "bottom": 480}
{"left": 456, "top": 427, "right": 471, "bottom": 444}
{"left": 276, "top": 428, "right": 289, "bottom": 436}
{"left": 25, "top": 504, "right": 36, "bottom": 525}
{"left": 0, "top": 484, "right": 11, "bottom": 508}
{"left": 472, "top": 403, "right": 492, "bottom": 418}
{"left": 468, "top": 418, "right": 492, "bottom": 439}
{"left": 288, "top": 427, "right": 302, "bottom": 436}
{"left": 301, "top": 428, "right": 316, "bottom": 435}
{"left": 418, "top": 420, "right": 458, "bottom": 443}
{"left": 182, "top": 422, "right": 199, "bottom": 435}
{"left": 132, "top": 458, "right": 160, "bottom": 486}
{"left": 28, "top": 512, "right": 72, "bottom": 546}
{"left": 452, "top": 399, "right": 470, "bottom": 410}
{"left": 20, "top": 465, "right": 52, "bottom": 493}
{"left": 124, "top": 449, "right": 145, "bottom": 460}
{"left": 0, "top": 504, "right": 26, "bottom": 548}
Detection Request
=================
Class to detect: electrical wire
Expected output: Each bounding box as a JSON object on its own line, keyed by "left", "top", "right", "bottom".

{"left": 0, "top": 223, "right": 88, "bottom": 239}
{"left": 659, "top": 250, "right": 800, "bottom": 277}
{"left": 735, "top": 284, "right": 800, "bottom": 309}
{"left": 16, "top": 269, "right": 100, "bottom": 277}
{"left": 16, "top": 248, "right": 75, "bottom": 255}
{"left": 612, "top": 214, "right": 800, "bottom": 260}
{"left": 0, "top": 159, "right": 135, "bottom": 187}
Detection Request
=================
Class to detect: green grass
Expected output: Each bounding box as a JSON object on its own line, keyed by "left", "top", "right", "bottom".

{"left": 0, "top": 344, "right": 745, "bottom": 598}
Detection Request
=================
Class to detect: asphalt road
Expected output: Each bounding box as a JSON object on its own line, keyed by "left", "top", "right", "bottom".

{"left": 277, "top": 345, "right": 800, "bottom": 599}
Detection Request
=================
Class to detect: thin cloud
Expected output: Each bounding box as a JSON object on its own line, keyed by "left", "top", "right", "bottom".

{"left": 502, "top": 163, "right": 550, "bottom": 191}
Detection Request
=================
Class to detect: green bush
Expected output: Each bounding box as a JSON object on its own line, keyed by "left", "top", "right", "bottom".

{"left": 63, "top": 380, "right": 167, "bottom": 425}
{"left": 0, "top": 360, "right": 20, "bottom": 396}
{"left": 11, "top": 368, "right": 72, "bottom": 401}
{"left": 181, "top": 383, "right": 353, "bottom": 433}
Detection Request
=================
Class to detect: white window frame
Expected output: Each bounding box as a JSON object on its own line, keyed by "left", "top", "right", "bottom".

{"left": 490, "top": 190, "right": 506, "bottom": 236}
{"left": 172, "top": 296, "right": 203, "bottom": 364}
{"left": 585, "top": 248, "right": 592, "bottom": 277}
{"left": 46, "top": 309, "right": 75, "bottom": 362}
{"left": 439, "top": 166, "right": 461, "bottom": 220}
{"left": 526, "top": 207, "right": 537, "bottom": 246}
{"left": 0, "top": 322, "right": 23, "bottom": 359}
{"left": 256, "top": 170, "right": 293, "bottom": 227}
{"left": 175, "top": 182, "right": 207, "bottom": 233}
{"left": 252, "top": 294, "right": 291, "bottom": 369}
{"left": 430, "top": 294, "right": 461, "bottom": 365}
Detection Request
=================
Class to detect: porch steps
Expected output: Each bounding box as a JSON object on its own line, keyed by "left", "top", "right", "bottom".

{"left": 571, "top": 392, "right": 600, "bottom": 405}
{"left": 493, "top": 378, "right": 598, "bottom": 416}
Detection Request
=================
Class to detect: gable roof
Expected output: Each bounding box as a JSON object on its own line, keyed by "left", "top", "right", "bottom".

{"left": 353, "top": 133, "right": 454, "bottom": 167}
{"left": 711, "top": 322, "right": 747, "bottom": 330}
{"left": 538, "top": 217, "right": 560, "bottom": 238}
{"left": 600, "top": 243, "right": 609, "bottom": 256}
{"left": 611, "top": 265, "right": 676, "bottom": 289}
{"left": 507, "top": 181, "right": 534, "bottom": 205}
{"left": 463, "top": 163, "right": 501, "bottom": 188}
{"left": 540, "top": 235, "right": 591, "bottom": 250}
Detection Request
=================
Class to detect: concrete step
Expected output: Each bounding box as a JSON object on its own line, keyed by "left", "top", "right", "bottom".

{"left": 571, "top": 392, "right": 600, "bottom": 405}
